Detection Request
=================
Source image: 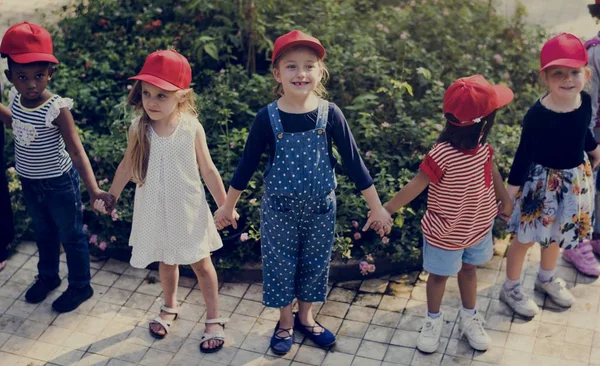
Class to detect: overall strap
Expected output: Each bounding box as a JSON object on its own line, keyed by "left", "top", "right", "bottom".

{"left": 266, "top": 101, "right": 284, "bottom": 137}
{"left": 315, "top": 99, "right": 329, "bottom": 130}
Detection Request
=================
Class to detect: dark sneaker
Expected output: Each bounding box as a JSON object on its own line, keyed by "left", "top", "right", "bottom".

{"left": 25, "top": 276, "right": 61, "bottom": 304}
{"left": 52, "top": 284, "right": 93, "bottom": 313}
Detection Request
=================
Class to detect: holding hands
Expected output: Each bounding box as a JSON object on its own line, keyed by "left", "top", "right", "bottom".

{"left": 213, "top": 205, "right": 240, "bottom": 230}
{"left": 93, "top": 193, "right": 117, "bottom": 215}
{"left": 362, "top": 205, "right": 393, "bottom": 238}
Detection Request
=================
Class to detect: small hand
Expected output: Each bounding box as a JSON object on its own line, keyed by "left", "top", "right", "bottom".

{"left": 498, "top": 200, "right": 513, "bottom": 222}
{"left": 214, "top": 206, "right": 239, "bottom": 230}
{"left": 362, "top": 206, "right": 393, "bottom": 237}
{"left": 91, "top": 191, "right": 116, "bottom": 214}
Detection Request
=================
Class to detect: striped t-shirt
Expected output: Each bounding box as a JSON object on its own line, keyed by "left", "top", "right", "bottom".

{"left": 419, "top": 142, "right": 496, "bottom": 250}
{"left": 9, "top": 88, "right": 73, "bottom": 179}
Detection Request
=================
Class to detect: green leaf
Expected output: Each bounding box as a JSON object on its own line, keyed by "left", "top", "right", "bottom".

{"left": 204, "top": 43, "right": 219, "bottom": 60}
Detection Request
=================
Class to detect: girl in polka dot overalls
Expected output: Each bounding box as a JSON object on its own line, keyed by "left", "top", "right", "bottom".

{"left": 95, "top": 50, "right": 235, "bottom": 354}
{"left": 214, "top": 30, "right": 392, "bottom": 355}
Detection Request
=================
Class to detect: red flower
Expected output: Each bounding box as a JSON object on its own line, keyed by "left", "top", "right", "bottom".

{"left": 98, "top": 18, "right": 109, "bottom": 26}
{"left": 151, "top": 20, "right": 162, "bottom": 28}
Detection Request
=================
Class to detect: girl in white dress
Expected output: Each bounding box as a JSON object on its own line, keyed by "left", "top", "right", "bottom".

{"left": 95, "top": 49, "right": 237, "bottom": 353}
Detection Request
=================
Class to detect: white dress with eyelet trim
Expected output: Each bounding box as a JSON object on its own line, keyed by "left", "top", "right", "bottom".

{"left": 128, "top": 113, "right": 223, "bottom": 268}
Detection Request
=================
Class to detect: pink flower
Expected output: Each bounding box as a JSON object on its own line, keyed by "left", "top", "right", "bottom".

{"left": 493, "top": 54, "right": 503, "bottom": 64}
{"left": 230, "top": 142, "right": 236, "bottom": 149}
{"left": 240, "top": 233, "right": 249, "bottom": 242}
{"left": 127, "top": 85, "right": 133, "bottom": 90}
{"left": 93, "top": 156, "right": 101, "bottom": 163}
{"left": 82, "top": 224, "right": 88, "bottom": 232}
{"left": 249, "top": 198, "right": 257, "bottom": 204}
{"left": 382, "top": 236, "right": 390, "bottom": 244}
{"left": 400, "top": 32, "right": 409, "bottom": 40}
{"left": 7, "top": 167, "right": 15, "bottom": 173}
{"left": 352, "top": 220, "right": 359, "bottom": 228}
{"left": 359, "top": 261, "right": 369, "bottom": 271}
{"left": 110, "top": 236, "right": 117, "bottom": 242}
{"left": 353, "top": 232, "right": 362, "bottom": 240}
{"left": 365, "top": 151, "right": 372, "bottom": 158}
{"left": 89, "top": 234, "right": 98, "bottom": 245}
{"left": 381, "top": 122, "right": 391, "bottom": 128}
{"left": 366, "top": 254, "right": 374, "bottom": 262}
{"left": 503, "top": 72, "right": 511, "bottom": 80}
{"left": 367, "top": 264, "right": 376, "bottom": 273}
{"left": 98, "top": 241, "right": 107, "bottom": 251}
{"left": 111, "top": 211, "right": 119, "bottom": 221}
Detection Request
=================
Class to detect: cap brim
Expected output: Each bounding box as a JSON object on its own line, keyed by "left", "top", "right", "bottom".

{"left": 493, "top": 84, "right": 514, "bottom": 109}
{"left": 8, "top": 53, "right": 58, "bottom": 64}
{"left": 128, "top": 74, "right": 180, "bottom": 91}
{"left": 273, "top": 40, "right": 326, "bottom": 63}
{"left": 539, "top": 58, "right": 587, "bottom": 72}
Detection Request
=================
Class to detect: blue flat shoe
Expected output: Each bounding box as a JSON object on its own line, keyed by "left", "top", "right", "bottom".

{"left": 270, "top": 322, "right": 293, "bottom": 355}
{"left": 293, "top": 313, "right": 336, "bottom": 348}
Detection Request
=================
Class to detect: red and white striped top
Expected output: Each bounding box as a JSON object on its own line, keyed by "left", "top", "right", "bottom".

{"left": 419, "top": 142, "right": 496, "bottom": 250}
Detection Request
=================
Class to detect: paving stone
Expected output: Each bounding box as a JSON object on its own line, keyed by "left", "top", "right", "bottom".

{"left": 360, "top": 278, "right": 389, "bottom": 294}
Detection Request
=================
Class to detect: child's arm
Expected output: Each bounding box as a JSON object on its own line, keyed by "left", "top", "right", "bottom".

{"left": 588, "top": 145, "right": 600, "bottom": 170}
{"left": 107, "top": 125, "right": 136, "bottom": 201}
{"left": 56, "top": 108, "right": 114, "bottom": 208}
{"left": 382, "top": 171, "right": 430, "bottom": 214}
{"left": 195, "top": 123, "right": 239, "bottom": 224}
{"left": 0, "top": 105, "right": 11, "bottom": 128}
{"left": 492, "top": 162, "right": 512, "bottom": 220}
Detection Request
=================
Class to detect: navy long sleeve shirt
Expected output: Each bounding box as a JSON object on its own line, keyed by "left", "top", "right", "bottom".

{"left": 508, "top": 92, "right": 598, "bottom": 186}
{"left": 230, "top": 102, "right": 374, "bottom": 191}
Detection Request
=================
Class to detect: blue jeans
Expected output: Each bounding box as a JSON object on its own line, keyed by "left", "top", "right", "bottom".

{"left": 20, "top": 167, "right": 90, "bottom": 286}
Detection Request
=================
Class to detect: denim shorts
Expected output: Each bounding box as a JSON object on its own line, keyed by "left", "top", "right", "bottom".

{"left": 422, "top": 228, "right": 494, "bottom": 276}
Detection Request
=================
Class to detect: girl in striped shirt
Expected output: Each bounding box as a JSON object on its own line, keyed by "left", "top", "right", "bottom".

{"left": 384, "top": 75, "right": 513, "bottom": 353}
{"left": 0, "top": 22, "right": 114, "bottom": 313}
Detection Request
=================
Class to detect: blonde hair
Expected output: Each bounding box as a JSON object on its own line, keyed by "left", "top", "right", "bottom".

{"left": 538, "top": 65, "right": 592, "bottom": 90}
{"left": 127, "top": 80, "right": 198, "bottom": 185}
{"left": 273, "top": 46, "right": 329, "bottom": 98}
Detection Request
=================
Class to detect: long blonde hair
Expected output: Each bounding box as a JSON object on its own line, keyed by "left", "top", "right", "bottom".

{"left": 127, "top": 80, "right": 198, "bottom": 186}
{"left": 273, "top": 46, "right": 329, "bottom": 98}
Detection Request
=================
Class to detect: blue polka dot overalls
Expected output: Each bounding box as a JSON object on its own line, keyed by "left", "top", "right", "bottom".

{"left": 260, "top": 99, "right": 337, "bottom": 308}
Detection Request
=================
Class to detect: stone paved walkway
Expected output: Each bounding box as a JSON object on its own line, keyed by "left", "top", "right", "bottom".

{"left": 0, "top": 240, "right": 599, "bottom": 365}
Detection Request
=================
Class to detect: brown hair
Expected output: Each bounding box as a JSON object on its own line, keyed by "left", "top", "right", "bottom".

{"left": 589, "top": 4, "right": 600, "bottom": 19}
{"left": 437, "top": 111, "right": 497, "bottom": 150}
{"left": 272, "top": 46, "right": 329, "bottom": 98}
{"left": 127, "top": 80, "right": 197, "bottom": 185}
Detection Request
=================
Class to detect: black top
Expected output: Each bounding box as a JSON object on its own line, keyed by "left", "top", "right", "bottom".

{"left": 230, "top": 102, "right": 374, "bottom": 191}
{"left": 508, "top": 92, "right": 598, "bottom": 186}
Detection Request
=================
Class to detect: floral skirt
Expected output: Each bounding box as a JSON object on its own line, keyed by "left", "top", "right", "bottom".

{"left": 508, "top": 161, "right": 595, "bottom": 249}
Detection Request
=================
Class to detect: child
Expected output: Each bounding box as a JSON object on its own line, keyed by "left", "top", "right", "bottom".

{"left": 94, "top": 49, "right": 234, "bottom": 353}
{"left": 382, "top": 75, "right": 514, "bottom": 353}
{"left": 501, "top": 33, "right": 600, "bottom": 317}
{"left": 213, "top": 30, "right": 392, "bottom": 355}
{"left": 564, "top": 0, "right": 600, "bottom": 276}
{"left": 0, "top": 22, "right": 114, "bottom": 312}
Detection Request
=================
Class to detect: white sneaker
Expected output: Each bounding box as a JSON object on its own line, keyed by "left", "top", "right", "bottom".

{"left": 458, "top": 310, "right": 490, "bottom": 351}
{"left": 534, "top": 277, "right": 575, "bottom": 307}
{"left": 417, "top": 314, "right": 443, "bottom": 353}
{"left": 499, "top": 284, "right": 539, "bottom": 317}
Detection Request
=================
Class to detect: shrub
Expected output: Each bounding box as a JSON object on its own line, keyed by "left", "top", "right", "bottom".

{"left": 4, "top": 0, "right": 546, "bottom": 272}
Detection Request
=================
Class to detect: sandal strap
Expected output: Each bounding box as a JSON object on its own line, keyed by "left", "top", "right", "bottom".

{"left": 200, "top": 331, "right": 225, "bottom": 342}
{"left": 274, "top": 327, "right": 293, "bottom": 339}
{"left": 300, "top": 320, "right": 325, "bottom": 335}
{"left": 205, "top": 317, "right": 229, "bottom": 325}
{"left": 150, "top": 316, "right": 172, "bottom": 334}
{"left": 160, "top": 304, "right": 179, "bottom": 315}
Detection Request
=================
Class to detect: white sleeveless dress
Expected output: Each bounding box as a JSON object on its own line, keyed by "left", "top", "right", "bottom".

{"left": 128, "top": 113, "right": 223, "bottom": 268}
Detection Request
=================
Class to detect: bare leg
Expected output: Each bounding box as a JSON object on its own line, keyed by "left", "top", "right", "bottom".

{"left": 457, "top": 263, "right": 477, "bottom": 310}
{"left": 506, "top": 237, "right": 534, "bottom": 281}
{"left": 426, "top": 274, "right": 448, "bottom": 314}
{"left": 190, "top": 257, "right": 222, "bottom": 350}
{"left": 277, "top": 303, "right": 295, "bottom": 337}
{"left": 150, "top": 262, "right": 179, "bottom": 336}
{"left": 297, "top": 300, "right": 323, "bottom": 334}
{"left": 540, "top": 242, "right": 560, "bottom": 271}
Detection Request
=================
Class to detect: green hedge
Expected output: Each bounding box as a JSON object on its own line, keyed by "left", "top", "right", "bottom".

{"left": 4, "top": 0, "right": 545, "bottom": 272}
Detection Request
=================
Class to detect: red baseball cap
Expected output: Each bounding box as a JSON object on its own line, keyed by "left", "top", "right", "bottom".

{"left": 443, "top": 75, "right": 514, "bottom": 126}
{"left": 129, "top": 49, "right": 192, "bottom": 91}
{"left": 0, "top": 22, "right": 58, "bottom": 64}
{"left": 539, "top": 33, "right": 588, "bottom": 72}
{"left": 272, "top": 30, "right": 325, "bottom": 64}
